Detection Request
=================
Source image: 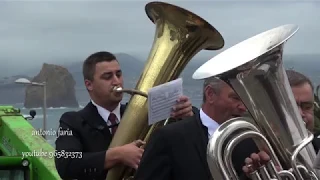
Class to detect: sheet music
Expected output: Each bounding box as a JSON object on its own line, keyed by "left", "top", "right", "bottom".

{"left": 148, "top": 78, "right": 183, "bottom": 125}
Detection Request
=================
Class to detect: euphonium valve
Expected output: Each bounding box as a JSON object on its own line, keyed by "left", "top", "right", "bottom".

{"left": 193, "top": 24, "right": 320, "bottom": 180}
{"left": 106, "top": 1, "right": 224, "bottom": 180}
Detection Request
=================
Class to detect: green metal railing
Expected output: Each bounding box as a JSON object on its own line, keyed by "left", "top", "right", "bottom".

{"left": 0, "top": 106, "right": 61, "bottom": 180}
{"left": 0, "top": 156, "right": 29, "bottom": 167}
{"left": 0, "top": 156, "right": 32, "bottom": 179}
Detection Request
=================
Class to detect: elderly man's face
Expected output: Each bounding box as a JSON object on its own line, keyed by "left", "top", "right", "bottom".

{"left": 206, "top": 82, "right": 247, "bottom": 123}
{"left": 291, "top": 82, "right": 314, "bottom": 131}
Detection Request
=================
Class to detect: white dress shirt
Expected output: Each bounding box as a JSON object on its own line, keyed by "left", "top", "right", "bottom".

{"left": 200, "top": 108, "right": 220, "bottom": 138}
{"left": 91, "top": 100, "right": 121, "bottom": 133}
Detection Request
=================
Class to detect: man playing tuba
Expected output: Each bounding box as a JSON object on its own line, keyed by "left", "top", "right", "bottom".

{"left": 54, "top": 51, "right": 196, "bottom": 180}
{"left": 242, "top": 70, "right": 320, "bottom": 177}
{"left": 134, "top": 69, "right": 320, "bottom": 180}
{"left": 134, "top": 76, "right": 250, "bottom": 180}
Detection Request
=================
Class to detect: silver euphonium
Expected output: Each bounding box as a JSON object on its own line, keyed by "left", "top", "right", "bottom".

{"left": 192, "top": 24, "right": 320, "bottom": 180}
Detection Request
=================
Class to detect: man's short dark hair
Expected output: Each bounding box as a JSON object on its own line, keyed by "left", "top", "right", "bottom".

{"left": 82, "top": 51, "right": 117, "bottom": 81}
{"left": 286, "top": 69, "right": 314, "bottom": 91}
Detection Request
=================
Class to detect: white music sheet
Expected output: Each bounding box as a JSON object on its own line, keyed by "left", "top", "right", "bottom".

{"left": 147, "top": 78, "right": 183, "bottom": 125}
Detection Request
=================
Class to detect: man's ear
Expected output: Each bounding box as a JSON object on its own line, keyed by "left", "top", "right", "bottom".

{"left": 205, "top": 86, "right": 216, "bottom": 103}
{"left": 84, "top": 79, "right": 93, "bottom": 91}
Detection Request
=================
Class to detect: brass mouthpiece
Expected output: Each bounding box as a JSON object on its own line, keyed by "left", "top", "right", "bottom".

{"left": 113, "top": 86, "right": 123, "bottom": 92}
{"left": 112, "top": 86, "right": 148, "bottom": 98}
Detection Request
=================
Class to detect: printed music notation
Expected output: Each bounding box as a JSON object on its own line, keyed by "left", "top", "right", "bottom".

{"left": 147, "top": 78, "right": 183, "bottom": 125}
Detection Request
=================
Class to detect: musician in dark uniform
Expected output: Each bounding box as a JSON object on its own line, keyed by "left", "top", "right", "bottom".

{"left": 242, "top": 70, "right": 320, "bottom": 177}
{"left": 134, "top": 77, "right": 251, "bottom": 180}
{"left": 54, "top": 51, "right": 195, "bottom": 180}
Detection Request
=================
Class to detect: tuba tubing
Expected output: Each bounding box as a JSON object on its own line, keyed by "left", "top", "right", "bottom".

{"left": 193, "top": 24, "right": 320, "bottom": 180}
{"left": 106, "top": 1, "right": 224, "bottom": 180}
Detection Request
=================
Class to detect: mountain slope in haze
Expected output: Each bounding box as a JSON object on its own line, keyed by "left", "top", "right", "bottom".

{"left": 0, "top": 53, "right": 319, "bottom": 105}
{"left": 0, "top": 53, "right": 144, "bottom": 105}
{"left": 64, "top": 53, "right": 145, "bottom": 89}
{"left": 0, "top": 75, "right": 31, "bottom": 87}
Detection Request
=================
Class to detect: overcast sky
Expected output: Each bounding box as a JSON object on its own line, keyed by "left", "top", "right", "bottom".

{"left": 0, "top": 0, "right": 319, "bottom": 76}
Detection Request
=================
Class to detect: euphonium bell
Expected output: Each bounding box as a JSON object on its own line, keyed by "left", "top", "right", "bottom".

{"left": 193, "top": 24, "right": 320, "bottom": 180}
{"left": 106, "top": 1, "right": 224, "bottom": 180}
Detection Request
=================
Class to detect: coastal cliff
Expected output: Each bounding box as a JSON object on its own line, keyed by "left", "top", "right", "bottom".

{"left": 24, "top": 63, "right": 79, "bottom": 108}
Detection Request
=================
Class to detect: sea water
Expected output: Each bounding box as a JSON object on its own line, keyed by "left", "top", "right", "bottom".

{"left": 14, "top": 89, "right": 203, "bottom": 148}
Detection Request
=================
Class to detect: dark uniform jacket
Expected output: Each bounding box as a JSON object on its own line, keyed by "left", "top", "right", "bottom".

{"left": 55, "top": 102, "right": 127, "bottom": 180}
{"left": 134, "top": 109, "right": 320, "bottom": 180}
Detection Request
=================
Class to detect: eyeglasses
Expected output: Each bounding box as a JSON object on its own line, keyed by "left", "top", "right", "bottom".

{"left": 296, "top": 101, "right": 314, "bottom": 112}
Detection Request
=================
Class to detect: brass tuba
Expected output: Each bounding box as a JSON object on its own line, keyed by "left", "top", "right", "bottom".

{"left": 106, "top": 1, "right": 224, "bottom": 180}
{"left": 193, "top": 24, "right": 320, "bottom": 180}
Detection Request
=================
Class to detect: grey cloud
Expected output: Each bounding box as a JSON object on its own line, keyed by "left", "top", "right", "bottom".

{"left": 0, "top": 1, "right": 318, "bottom": 76}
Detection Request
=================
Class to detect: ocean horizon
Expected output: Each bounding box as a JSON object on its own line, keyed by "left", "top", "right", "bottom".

{"left": 1, "top": 53, "right": 319, "bottom": 148}
{"left": 8, "top": 90, "right": 204, "bottom": 148}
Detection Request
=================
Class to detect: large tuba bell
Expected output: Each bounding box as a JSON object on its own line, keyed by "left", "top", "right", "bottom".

{"left": 106, "top": 1, "right": 224, "bottom": 180}
{"left": 193, "top": 24, "right": 320, "bottom": 180}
